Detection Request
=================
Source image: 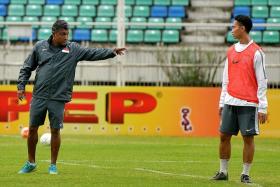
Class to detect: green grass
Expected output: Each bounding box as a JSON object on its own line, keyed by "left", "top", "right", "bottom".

{"left": 0, "top": 135, "right": 279, "bottom": 187}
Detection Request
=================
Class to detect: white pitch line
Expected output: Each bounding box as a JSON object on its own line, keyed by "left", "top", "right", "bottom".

{"left": 135, "top": 168, "right": 263, "bottom": 187}
{"left": 40, "top": 160, "right": 263, "bottom": 187}
{"left": 40, "top": 160, "right": 102, "bottom": 168}
{"left": 135, "top": 167, "right": 209, "bottom": 180}
{"left": 56, "top": 159, "right": 214, "bottom": 163}
{"left": 40, "top": 160, "right": 121, "bottom": 170}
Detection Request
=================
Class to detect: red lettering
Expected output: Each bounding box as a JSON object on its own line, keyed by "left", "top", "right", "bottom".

{"left": 106, "top": 92, "right": 157, "bottom": 124}
{"left": 64, "top": 92, "right": 98, "bottom": 123}
{"left": 0, "top": 91, "right": 157, "bottom": 124}
{"left": 0, "top": 91, "right": 31, "bottom": 122}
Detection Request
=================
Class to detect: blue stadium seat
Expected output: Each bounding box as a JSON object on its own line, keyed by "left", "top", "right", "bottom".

{"left": 73, "top": 29, "right": 90, "bottom": 41}
{"left": 0, "top": 0, "right": 9, "bottom": 4}
{"left": 233, "top": 6, "right": 251, "bottom": 17}
{"left": 168, "top": 6, "right": 185, "bottom": 17}
{"left": 46, "top": 0, "right": 64, "bottom": 5}
{"left": 252, "top": 18, "right": 266, "bottom": 31}
{"left": 0, "top": 5, "right": 6, "bottom": 16}
{"left": 151, "top": 6, "right": 168, "bottom": 17}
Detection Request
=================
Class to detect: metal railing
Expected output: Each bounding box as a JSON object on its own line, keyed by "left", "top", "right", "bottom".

{"left": 1, "top": 62, "right": 280, "bottom": 87}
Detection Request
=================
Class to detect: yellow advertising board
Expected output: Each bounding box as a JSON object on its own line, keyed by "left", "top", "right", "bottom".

{"left": 0, "top": 85, "right": 278, "bottom": 137}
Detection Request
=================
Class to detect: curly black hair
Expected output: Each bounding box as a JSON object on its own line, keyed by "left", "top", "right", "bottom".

{"left": 234, "top": 15, "right": 252, "bottom": 33}
{"left": 52, "top": 20, "right": 69, "bottom": 33}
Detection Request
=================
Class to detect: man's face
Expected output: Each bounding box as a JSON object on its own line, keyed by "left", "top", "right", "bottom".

{"left": 53, "top": 29, "right": 69, "bottom": 46}
{"left": 231, "top": 20, "right": 245, "bottom": 39}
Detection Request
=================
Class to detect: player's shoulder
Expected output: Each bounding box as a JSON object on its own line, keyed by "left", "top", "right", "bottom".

{"left": 252, "top": 42, "right": 265, "bottom": 55}
{"left": 255, "top": 49, "right": 265, "bottom": 60}
{"left": 226, "top": 44, "right": 235, "bottom": 53}
{"left": 251, "top": 41, "right": 262, "bottom": 49}
{"left": 33, "top": 40, "right": 49, "bottom": 49}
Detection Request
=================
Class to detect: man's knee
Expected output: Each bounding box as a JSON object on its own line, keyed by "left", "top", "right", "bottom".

{"left": 28, "top": 126, "right": 38, "bottom": 135}
{"left": 243, "top": 135, "right": 254, "bottom": 145}
{"left": 220, "top": 133, "right": 232, "bottom": 143}
{"left": 50, "top": 128, "right": 60, "bottom": 136}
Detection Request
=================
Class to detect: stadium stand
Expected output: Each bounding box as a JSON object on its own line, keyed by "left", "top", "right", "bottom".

{"left": 227, "top": 0, "right": 280, "bottom": 44}
{"left": 0, "top": 0, "right": 279, "bottom": 87}
{"left": 249, "top": 30, "right": 262, "bottom": 43}
{"left": 0, "top": 5, "right": 7, "bottom": 16}
{"left": 0, "top": 0, "right": 188, "bottom": 44}
{"left": 0, "top": 0, "right": 279, "bottom": 45}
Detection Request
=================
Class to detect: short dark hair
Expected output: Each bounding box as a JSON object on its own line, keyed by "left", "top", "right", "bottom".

{"left": 52, "top": 20, "right": 68, "bottom": 33}
{"left": 234, "top": 15, "right": 252, "bottom": 33}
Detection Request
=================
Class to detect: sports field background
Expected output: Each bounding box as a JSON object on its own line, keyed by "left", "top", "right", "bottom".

{"left": 1, "top": 135, "right": 279, "bottom": 187}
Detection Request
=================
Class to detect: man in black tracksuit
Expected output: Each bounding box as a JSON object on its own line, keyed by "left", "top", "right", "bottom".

{"left": 17, "top": 20, "right": 126, "bottom": 174}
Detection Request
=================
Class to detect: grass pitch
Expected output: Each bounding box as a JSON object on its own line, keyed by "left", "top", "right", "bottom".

{"left": 0, "top": 135, "right": 279, "bottom": 187}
